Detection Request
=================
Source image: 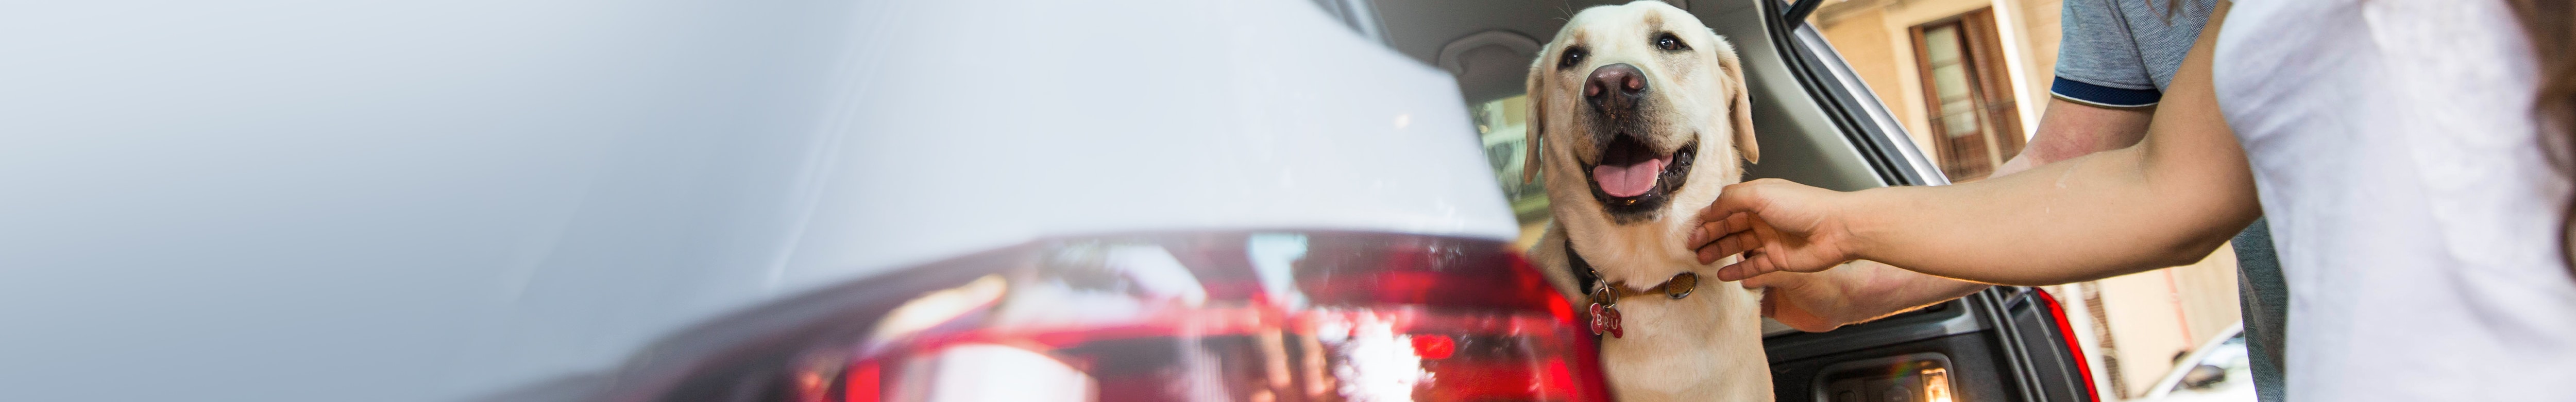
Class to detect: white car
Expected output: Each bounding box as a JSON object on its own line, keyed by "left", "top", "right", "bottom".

{"left": 0, "top": 0, "right": 2106, "bottom": 400}
{"left": 2139, "top": 323, "right": 2258, "bottom": 402}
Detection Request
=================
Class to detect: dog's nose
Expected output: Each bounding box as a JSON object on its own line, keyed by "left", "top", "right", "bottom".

{"left": 1585, "top": 63, "right": 1647, "bottom": 111}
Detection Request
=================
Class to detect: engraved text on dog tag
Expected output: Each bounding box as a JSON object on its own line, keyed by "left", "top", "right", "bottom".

{"left": 1588, "top": 303, "right": 1624, "bottom": 338}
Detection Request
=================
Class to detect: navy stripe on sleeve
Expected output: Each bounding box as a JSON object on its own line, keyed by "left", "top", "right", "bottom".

{"left": 2049, "top": 77, "right": 2161, "bottom": 108}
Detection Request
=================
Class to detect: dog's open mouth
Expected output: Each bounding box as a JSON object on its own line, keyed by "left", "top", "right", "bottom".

{"left": 1586, "top": 135, "right": 1696, "bottom": 217}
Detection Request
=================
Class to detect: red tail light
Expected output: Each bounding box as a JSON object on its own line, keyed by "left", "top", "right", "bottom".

{"left": 620, "top": 232, "right": 1611, "bottom": 402}
{"left": 2031, "top": 288, "right": 2101, "bottom": 402}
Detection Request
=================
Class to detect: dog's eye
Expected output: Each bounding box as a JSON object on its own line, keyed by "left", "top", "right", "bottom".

{"left": 1655, "top": 33, "right": 1690, "bottom": 51}
{"left": 1557, "top": 47, "right": 1587, "bottom": 68}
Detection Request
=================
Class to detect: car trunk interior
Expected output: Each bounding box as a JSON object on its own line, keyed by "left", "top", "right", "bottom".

{"left": 1354, "top": 0, "right": 2098, "bottom": 400}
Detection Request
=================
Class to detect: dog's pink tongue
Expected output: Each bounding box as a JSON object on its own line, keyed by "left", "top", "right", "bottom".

{"left": 1591, "top": 159, "right": 1665, "bottom": 198}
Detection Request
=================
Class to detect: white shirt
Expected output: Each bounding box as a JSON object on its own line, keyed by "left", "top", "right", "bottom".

{"left": 2215, "top": 0, "right": 2576, "bottom": 399}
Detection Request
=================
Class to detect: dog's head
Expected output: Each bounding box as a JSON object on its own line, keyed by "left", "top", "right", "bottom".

{"left": 1525, "top": 1, "right": 1757, "bottom": 224}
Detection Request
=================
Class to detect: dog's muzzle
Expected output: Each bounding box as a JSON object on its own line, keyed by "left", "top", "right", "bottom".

{"left": 1586, "top": 63, "right": 1649, "bottom": 115}
{"left": 1578, "top": 63, "right": 1696, "bottom": 221}
{"left": 1585, "top": 137, "right": 1697, "bottom": 220}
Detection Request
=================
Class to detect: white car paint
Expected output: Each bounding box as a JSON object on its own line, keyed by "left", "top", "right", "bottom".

{"left": 0, "top": 0, "right": 1513, "bottom": 400}
{"left": 2140, "top": 323, "right": 2257, "bottom": 402}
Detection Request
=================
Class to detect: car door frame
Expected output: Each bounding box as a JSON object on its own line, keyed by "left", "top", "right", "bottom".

{"left": 1753, "top": 1, "right": 2105, "bottom": 400}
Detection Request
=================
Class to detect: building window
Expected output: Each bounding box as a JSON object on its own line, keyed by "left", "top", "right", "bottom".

{"left": 1911, "top": 9, "right": 2024, "bottom": 182}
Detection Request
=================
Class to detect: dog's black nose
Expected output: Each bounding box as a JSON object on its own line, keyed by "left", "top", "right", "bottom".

{"left": 1585, "top": 63, "right": 1647, "bottom": 112}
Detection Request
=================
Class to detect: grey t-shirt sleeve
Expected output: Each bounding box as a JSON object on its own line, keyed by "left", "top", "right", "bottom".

{"left": 2056, "top": 0, "right": 2153, "bottom": 91}
{"left": 2051, "top": 0, "right": 2215, "bottom": 108}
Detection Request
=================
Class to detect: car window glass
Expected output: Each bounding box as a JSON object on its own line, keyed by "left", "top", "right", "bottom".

{"left": 1471, "top": 95, "right": 1551, "bottom": 248}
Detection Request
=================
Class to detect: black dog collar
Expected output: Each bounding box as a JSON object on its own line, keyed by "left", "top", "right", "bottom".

{"left": 1565, "top": 241, "right": 1700, "bottom": 338}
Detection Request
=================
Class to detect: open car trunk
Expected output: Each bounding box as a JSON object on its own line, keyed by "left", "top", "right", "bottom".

{"left": 1359, "top": 0, "right": 2104, "bottom": 400}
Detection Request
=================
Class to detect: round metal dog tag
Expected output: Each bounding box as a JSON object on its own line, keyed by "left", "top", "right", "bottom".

{"left": 1664, "top": 272, "right": 1698, "bottom": 299}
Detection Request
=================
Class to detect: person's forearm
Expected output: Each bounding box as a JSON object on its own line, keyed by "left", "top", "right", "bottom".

{"left": 1996, "top": 99, "right": 2155, "bottom": 176}
{"left": 1834, "top": 7, "right": 2255, "bottom": 286}
{"left": 2021, "top": 100, "right": 2155, "bottom": 165}
{"left": 1745, "top": 260, "right": 1991, "bottom": 331}
{"left": 1839, "top": 150, "right": 2243, "bottom": 284}
{"left": 1839, "top": 261, "right": 1989, "bottom": 321}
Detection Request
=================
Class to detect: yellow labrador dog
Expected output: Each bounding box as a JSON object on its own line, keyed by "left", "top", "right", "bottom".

{"left": 1520, "top": 2, "right": 1769, "bottom": 400}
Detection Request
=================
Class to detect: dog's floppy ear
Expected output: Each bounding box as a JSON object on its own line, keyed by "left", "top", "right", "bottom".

{"left": 1521, "top": 44, "right": 1553, "bottom": 183}
{"left": 1713, "top": 34, "right": 1759, "bottom": 164}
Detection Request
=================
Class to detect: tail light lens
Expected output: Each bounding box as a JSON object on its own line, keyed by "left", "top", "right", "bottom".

{"left": 613, "top": 232, "right": 1610, "bottom": 402}
{"left": 2031, "top": 288, "right": 2102, "bottom": 402}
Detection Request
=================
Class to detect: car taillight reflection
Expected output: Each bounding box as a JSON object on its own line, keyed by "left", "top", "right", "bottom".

{"left": 734, "top": 232, "right": 1608, "bottom": 402}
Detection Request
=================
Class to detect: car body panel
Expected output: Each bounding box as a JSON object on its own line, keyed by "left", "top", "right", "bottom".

{"left": 2141, "top": 323, "right": 2254, "bottom": 401}
{"left": 0, "top": 1, "right": 1512, "bottom": 400}
{"left": 0, "top": 0, "right": 2103, "bottom": 399}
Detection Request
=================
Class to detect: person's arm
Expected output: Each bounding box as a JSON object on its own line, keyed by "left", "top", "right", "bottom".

{"left": 1740, "top": 261, "right": 1976, "bottom": 331}
{"left": 1998, "top": 99, "right": 2155, "bottom": 174}
{"left": 1690, "top": 1, "right": 2253, "bottom": 286}
{"left": 1742, "top": 99, "right": 2155, "bottom": 331}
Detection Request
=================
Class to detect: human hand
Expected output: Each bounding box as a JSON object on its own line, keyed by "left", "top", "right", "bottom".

{"left": 1686, "top": 178, "right": 1863, "bottom": 281}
